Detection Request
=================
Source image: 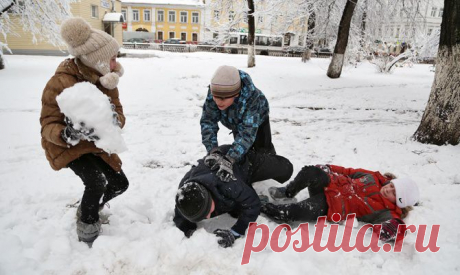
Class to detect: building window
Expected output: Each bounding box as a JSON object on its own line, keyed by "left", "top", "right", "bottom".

{"left": 169, "top": 11, "right": 176, "bottom": 22}
{"left": 158, "top": 31, "right": 163, "bottom": 40}
{"left": 157, "top": 10, "right": 164, "bottom": 22}
{"left": 91, "top": 5, "right": 98, "bottom": 18}
{"left": 430, "top": 7, "right": 437, "bottom": 17}
{"left": 144, "top": 10, "right": 151, "bottom": 21}
{"left": 438, "top": 8, "right": 443, "bottom": 17}
{"left": 229, "top": 11, "right": 235, "bottom": 21}
{"left": 192, "top": 12, "right": 199, "bottom": 23}
{"left": 132, "top": 10, "right": 139, "bottom": 22}
{"left": 169, "top": 31, "right": 175, "bottom": 39}
{"left": 180, "top": 11, "right": 187, "bottom": 23}
{"left": 258, "top": 16, "right": 263, "bottom": 23}
{"left": 192, "top": 33, "right": 198, "bottom": 42}
{"left": 214, "top": 10, "right": 220, "bottom": 20}
{"left": 181, "top": 32, "right": 187, "bottom": 41}
{"left": 121, "top": 9, "right": 127, "bottom": 21}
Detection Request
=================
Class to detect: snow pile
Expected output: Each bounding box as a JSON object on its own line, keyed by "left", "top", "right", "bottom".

{"left": 56, "top": 82, "right": 127, "bottom": 154}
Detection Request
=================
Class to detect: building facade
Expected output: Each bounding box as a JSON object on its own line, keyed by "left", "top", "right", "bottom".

{"left": 1, "top": 0, "right": 124, "bottom": 55}
{"left": 121, "top": 0, "right": 205, "bottom": 42}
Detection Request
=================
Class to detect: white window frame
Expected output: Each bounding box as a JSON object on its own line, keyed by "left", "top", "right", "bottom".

{"left": 121, "top": 9, "right": 127, "bottom": 21}
{"left": 91, "top": 5, "right": 98, "bottom": 18}
{"left": 169, "top": 11, "right": 176, "bottom": 23}
{"left": 192, "top": 32, "right": 198, "bottom": 42}
{"left": 157, "top": 10, "right": 164, "bottom": 22}
{"left": 180, "top": 11, "right": 188, "bottom": 23}
{"left": 192, "top": 12, "right": 199, "bottom": 24}
{"left": 169, "top": 31, "right": 175, "bottom": 39}
{"left": 430, "top": 7, "right": 437, "bottom": 17}
{"left": 144, "top": 10, "right": 151, "bottom": 22}
{"left": 438, "top": 8, "right": 443, "bottom": 17}
{"left": 132, "top": 9, "right": 140, "bottom": 22}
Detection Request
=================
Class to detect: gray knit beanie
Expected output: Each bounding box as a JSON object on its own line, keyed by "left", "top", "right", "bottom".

{"left": 60, "top": 17, "right": 122, "bottom": 89}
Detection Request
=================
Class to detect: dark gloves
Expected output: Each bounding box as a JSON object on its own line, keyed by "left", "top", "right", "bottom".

{"left": 61, "top": 117, "right": 99, "bottom": 145}
{"left": 61, "top": 117, "right": 82, "bottom": 144}
{"left": 214, "top": 156, "right": 236, "bottom": 182}
{"left": 204, "top": 148, "right": 223, "bottom": 168}
{"left": 315, "top": 164, "right": 331, "bottom": 174}
{"left": 110, "top": 103, "right": 121, "bottom": 127}
{"left": 378, "top": 218, "right": 404, "bottom": 243}
{"left": 214, "top": 229, "right": 240, "bottom": 248}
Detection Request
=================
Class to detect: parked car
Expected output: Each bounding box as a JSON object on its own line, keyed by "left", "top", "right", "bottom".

{"left": 163, "top": 38, "right": 186, "bottom": 44}
{"left": 126, "top": 38, "right": 149, "bottom": 43}
{"left": 315, "top": 48, "right": 332, "bottom": 54}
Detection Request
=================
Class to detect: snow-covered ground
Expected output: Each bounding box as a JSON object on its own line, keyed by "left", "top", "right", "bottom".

{"left": 0, "top": 51, "right": 458, "bottom": 275}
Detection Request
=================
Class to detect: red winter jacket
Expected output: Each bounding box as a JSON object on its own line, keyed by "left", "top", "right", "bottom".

{"left": 324, "top": 165, "right": 402, "bottom": 224}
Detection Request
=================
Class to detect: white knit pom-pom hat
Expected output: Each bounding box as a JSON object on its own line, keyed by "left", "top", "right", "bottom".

{"left": 60, "top": 17, "right": 121, "bottom": 88}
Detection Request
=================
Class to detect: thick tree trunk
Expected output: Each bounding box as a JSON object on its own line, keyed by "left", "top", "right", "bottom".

{"left": 413, "top": 0, "right": 460, "bottom": 145}
{"left": 327, "top": 0, "right": 358, "bottom": 78}
{"left": 247, "top": 0, "right": 256, "bottom": 68}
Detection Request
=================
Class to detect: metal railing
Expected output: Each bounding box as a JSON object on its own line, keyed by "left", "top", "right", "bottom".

{"left": 122, "top": 42, "right": 333, "bottom": 58}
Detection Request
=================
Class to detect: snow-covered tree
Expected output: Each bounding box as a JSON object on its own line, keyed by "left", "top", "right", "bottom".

{"left": 413, "top": 0, "right": 460, "bottom": 145}
{"left": 0, "top": 0, "right": 74, "bottom": 69}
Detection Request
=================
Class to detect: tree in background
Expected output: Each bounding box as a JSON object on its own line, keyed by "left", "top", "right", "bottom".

{"left": 0, "top": 0, "right": 73, "bottom": 70}
{"left": 247, "top": 0, "right": 255, "bottom": 67}
{"left": 327, "top": 0, "right": 358, "bottom": 78}
{"left": 413, "top": 0, "right": 460, "bottom": 146}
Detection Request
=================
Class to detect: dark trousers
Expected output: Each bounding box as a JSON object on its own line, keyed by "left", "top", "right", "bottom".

{"left": 247, "top": 150, "right": 293, "bottom": 184}
{"left": 68, "top": 154, "right": 129, "bottom": 224}
{"left": 263, "top": 166, "right": 330, "bottom": 222}
{"left": 233, "top": 116, "right": 276, "bottom": 155}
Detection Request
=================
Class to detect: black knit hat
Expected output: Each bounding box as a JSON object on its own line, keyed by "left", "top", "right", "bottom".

{"left": 176, "top": 182, "right": 212, "bottom": 223}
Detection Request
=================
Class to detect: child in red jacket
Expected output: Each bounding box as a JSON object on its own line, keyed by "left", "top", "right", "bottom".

{"left": 262, "top": 165, "right": 420, "bottom": 242}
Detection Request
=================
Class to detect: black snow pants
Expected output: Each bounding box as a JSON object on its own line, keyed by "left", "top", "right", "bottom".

{"left": 261, "top": 166, "right": 330, "bottom": 223}
{"left": 233, "top": 116, "right": 276, "bottom": 155}
{"left": 68, "top": 154, "right": 129, "bottom": 224}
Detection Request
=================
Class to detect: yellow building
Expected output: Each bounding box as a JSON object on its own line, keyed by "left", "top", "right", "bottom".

{"left": 1, "top": 0, "right": 124, "bottom": 55}
{"left": 121, "top": 0, "right": 205, "bottom": 42}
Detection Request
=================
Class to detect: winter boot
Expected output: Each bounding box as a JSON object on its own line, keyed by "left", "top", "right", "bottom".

{"left": 268, "top": 186, "right": 288, "bottom": 200}
{"left": 76, "top": 203, "right": 110, "bottom": 224}
{"left": 76, "top": 219, "right": 101, "bottom": 245}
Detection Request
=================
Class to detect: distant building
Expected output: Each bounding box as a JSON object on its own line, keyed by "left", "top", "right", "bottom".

{"left": 380, "top": 0, "right": 443, "bottom": 53}
{"left": 1, "top": 0, "right": 124, "bottom": 56}
{"left": 121, "top": 0, "right": 205, "bottom": 42}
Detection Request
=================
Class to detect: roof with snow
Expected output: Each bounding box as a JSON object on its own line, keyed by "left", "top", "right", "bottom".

{"left": 121, "top": 0, "right": 204, "bottom": 6}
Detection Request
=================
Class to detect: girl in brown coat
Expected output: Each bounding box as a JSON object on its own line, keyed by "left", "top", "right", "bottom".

{"left": 40, "top": 18, "right": 129, "bottom": 245}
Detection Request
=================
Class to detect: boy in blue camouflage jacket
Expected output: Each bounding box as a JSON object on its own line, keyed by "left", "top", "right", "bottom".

{"left": 200, "top": 65, "right": 275, "bottom": 183}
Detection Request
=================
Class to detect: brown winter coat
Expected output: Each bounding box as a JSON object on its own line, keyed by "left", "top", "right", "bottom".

{"left": 40, "top": 58, "right": 126, "bottom": 172}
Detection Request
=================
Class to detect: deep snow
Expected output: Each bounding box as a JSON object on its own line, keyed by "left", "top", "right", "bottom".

{"left": 0, "top": 50, "right": 459, "bottom": 275}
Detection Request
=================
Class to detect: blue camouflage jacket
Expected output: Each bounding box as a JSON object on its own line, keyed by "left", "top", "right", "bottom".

{"left": 200, "top": 70, "right": 269, "bottom": 162}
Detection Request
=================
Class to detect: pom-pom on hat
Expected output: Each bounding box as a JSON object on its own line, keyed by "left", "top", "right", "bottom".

{"left": 210, "top": 65, "right": 241, "bottom": 98}
{"left": 175, "top": 182, "right": 213, "bottom": 223}
{"left": 392, "top": 178, "right": 420, "bottom": 208}
{"left": 60, "top": 17, "right": 120, "bottom": 88}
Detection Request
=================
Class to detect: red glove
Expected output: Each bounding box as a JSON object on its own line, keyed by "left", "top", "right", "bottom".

{"left": 378, "top": 218, "right": 404, "bottom": 243}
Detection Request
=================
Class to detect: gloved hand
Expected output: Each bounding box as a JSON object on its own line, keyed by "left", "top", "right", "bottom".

{"left": 204, "top": 148, "right": 223, "bottom": 168}
{"left": 110, "top": 103, "right": 121, "bottom": 127}
{"left": 78, "top": 122, "right": 100, "bottom": 142}
{"left": 214, "top": 156, "right": 236, "bottom": 182}
{"left": 214, "top": 229, "right": 239, "bottom": 248}
{"left": 378, "top": 218, "right": 404, "bottom": 243}
{"left": 61, "top": 117, "right": 82, "bottom": 145}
